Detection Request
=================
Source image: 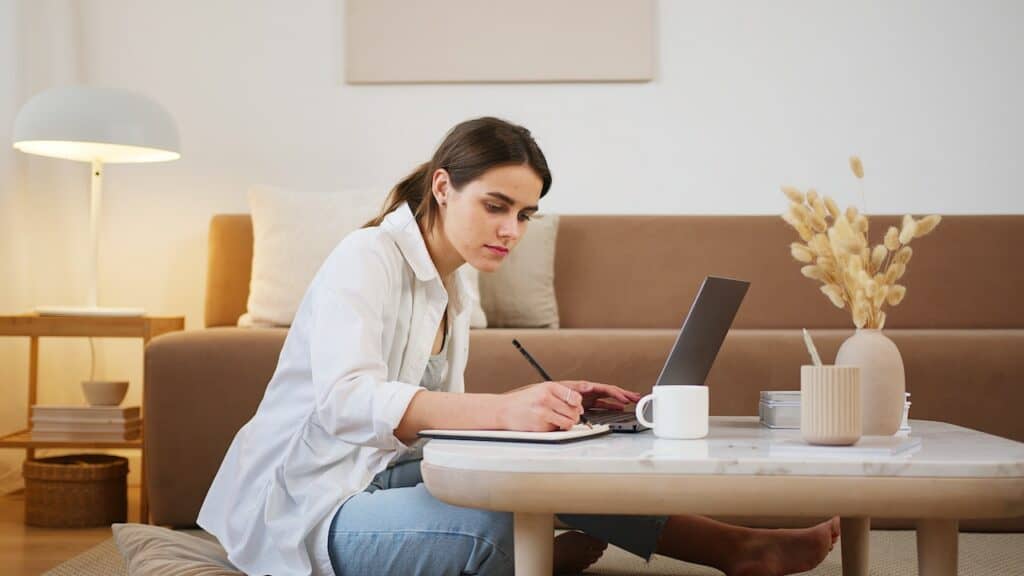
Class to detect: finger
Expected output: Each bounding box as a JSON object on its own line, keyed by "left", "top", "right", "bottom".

{"left": 594, "top": 398, "right": 627, "bottom": 411}
{"left": 558, "top": 380, "right": 592, "bottom": 397}
{"left": 583, "top": 382, "right": 636, "bottom": 404}
{"left": 544, "top": 389, "right": 583, "bottom": 422}
{"left": 609, "top": 386, "right": 641, "bottom": 404}
{"left": 543, "top": 403, "right": 579, "bottom": 430}
{"left": 551, "top": 382, "right": 583, "bottom": 408}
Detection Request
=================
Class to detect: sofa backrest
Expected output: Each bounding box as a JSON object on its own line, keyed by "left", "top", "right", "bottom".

{"left": 206, "top": 214, "right": 1024, "bottom": 329}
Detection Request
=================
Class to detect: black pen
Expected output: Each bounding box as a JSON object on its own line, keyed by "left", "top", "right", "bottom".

{"left": 512, "top": 339, "right": 592, "bottom": 427}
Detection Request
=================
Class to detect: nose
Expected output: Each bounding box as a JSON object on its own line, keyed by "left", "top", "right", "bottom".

{"left": 497, "top": 214, "right": 520, "bottom": 242}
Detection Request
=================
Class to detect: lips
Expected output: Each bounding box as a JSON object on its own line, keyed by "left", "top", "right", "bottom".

{"left": 485, "top": 245, "right": 509, "bottom": 256}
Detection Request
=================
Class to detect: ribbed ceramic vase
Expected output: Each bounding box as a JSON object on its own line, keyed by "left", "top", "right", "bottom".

{"left": 835, "top": 328, "right": 906, "bottom": 436}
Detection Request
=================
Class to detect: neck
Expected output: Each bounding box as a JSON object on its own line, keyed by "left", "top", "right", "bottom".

{"left": 419, "top": 217, "right": 464, "bottom": 279}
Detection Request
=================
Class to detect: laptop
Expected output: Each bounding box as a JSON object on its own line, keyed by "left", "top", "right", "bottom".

{"left": 586, "top": 275, "right": 750, "bottom": 432}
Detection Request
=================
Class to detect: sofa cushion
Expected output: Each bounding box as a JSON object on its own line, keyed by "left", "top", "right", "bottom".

{"left": 553, "top": 215, "right": 1024, "bottom": 329}
{"left": 112, "top": 523, "right": 242, "bottom": 575}
{"left": 479, "top": 213, "right": 560, "bottom": 328}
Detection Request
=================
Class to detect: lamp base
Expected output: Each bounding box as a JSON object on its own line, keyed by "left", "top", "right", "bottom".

{"left": 35, "top": 305, "right": 145, "bottom": 317}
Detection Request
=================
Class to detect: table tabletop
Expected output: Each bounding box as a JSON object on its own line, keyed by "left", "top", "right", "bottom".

{"left": 423, "top": 417, "right": 1024, "bottom": 479}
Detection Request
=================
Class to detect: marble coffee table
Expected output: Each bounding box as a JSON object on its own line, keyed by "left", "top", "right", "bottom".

{"left": 422, "top": 416, "right": 1024, "bottom": 576}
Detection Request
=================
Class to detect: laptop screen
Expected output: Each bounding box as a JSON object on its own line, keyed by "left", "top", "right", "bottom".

{"left": 654, "top": 276, "right": 749, "bottom": 387}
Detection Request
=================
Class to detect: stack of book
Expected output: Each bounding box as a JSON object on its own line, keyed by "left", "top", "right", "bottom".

{"left": 30, "top": 405, "right": 141, "bottom": 442}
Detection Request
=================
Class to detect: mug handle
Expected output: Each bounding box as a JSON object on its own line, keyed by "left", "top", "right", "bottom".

{"left": 635, "top": 394, "right": 655, "bottom": 428}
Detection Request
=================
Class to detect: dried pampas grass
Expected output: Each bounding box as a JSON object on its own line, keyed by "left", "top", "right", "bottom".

{"left": 780, "top": 156, "right": 941, "bottom": 329}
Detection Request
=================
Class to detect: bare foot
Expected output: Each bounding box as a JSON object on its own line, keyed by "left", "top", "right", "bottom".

{"left": 552, "top": 530, "right": 608, "bottom": 575}
{"left": 725, "top": 517, "right": 839, "bottom": 576}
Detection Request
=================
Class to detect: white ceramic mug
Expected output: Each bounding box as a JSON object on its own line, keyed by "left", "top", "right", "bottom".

{"left": 635, "top": 385, "right": 709, "bottom": 439}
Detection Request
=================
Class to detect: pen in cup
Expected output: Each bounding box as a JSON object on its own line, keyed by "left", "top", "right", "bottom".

{"left": 511, "top": 338, "right": 592, "bottom": 427}
{"left": 802, "top": 328, "right": 823, "bottom": 367}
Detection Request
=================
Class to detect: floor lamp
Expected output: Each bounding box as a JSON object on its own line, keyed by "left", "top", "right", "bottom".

{"left": 13, "top": 85, "right": 180, "bottom": 317}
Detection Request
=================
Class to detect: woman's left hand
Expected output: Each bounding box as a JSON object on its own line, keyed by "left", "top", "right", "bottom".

{"left": 559, "top": 381, "right": 643, "bottom": 411}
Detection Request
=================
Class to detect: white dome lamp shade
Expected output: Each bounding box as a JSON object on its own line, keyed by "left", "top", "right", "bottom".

{"left": 13, "top": 86, "right": 181, "bottom": 317}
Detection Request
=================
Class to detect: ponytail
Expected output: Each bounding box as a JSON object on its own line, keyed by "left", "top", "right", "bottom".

{"left": 363, "top": 161, "right": 437, "bottom": 229}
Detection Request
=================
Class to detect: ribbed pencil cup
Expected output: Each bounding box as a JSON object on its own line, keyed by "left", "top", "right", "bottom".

{"left": 801, "top": 365, "right": 862, "bottom": 446}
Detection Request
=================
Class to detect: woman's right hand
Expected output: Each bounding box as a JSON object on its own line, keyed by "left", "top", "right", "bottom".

{"left": 497, "top": 381, "right": 585, "bottom": 431}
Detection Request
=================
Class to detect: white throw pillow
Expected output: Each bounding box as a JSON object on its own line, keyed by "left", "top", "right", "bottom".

{"left": 478, "top": 214, "right": 560, "bottom": 328}
{"left": 112, "top": 523, "right": 243, "bottom": 575}
{"left": 239, "top": 185, "right": 385, "bottom": 327}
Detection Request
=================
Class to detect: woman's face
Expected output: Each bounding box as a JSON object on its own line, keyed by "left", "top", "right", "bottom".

{"left": 434, "top": 164, "right": 543, "bottom": 273}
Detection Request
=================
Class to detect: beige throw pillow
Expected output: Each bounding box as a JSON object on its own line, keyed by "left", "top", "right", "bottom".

{"left": 112, "top": 523, "right": 243, "bottom": 575}
{"left": 240, "top": 185, "right": 384, "bottom": 327}
{"left": 479, "top": 214, "right": 559, "bottom": 328}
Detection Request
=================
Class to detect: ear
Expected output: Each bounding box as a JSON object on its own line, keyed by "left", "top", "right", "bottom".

{"left": 431, "top": 168, "right": 451, "bottom": 206}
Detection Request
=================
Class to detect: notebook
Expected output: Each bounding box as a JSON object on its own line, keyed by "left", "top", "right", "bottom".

{"left": 418, "top": 424, "right": 612, "bottom": 444}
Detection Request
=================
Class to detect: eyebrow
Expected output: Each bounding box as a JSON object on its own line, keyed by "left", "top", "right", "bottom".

{"left": 486, "top": 192, "right": 538, "bottom": 212}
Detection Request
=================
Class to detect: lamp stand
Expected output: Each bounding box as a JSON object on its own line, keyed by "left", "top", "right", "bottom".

{"left": 34, "top": 160, "right": 145, "bottom": 318}
{"left": 88, "top": 159, "right": 101, "bottom": 308}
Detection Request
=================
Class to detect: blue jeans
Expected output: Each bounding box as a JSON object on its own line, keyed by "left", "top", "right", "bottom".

{"left": 327, "top": 458, "right": 668, "bottom": 576}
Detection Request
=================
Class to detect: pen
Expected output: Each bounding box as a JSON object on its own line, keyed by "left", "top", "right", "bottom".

{"left": 802, "top": 328, "right": 823, "bottom": 367}
{"left": 512, "top": 339, "right": 592, "bottom": 427}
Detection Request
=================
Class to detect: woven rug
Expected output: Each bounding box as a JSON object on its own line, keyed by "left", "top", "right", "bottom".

{"left": 44, "top": 530, "right": 1024, "bottom": 575}
{"left": 43, "top": 537, "right": 126, "bottom": 576}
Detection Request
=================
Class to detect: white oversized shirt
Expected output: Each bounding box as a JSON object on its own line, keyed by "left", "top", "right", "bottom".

{"left": 197, "top": 203, "right": 472, "bottom": 575}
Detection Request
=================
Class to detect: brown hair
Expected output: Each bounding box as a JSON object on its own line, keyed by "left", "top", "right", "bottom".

{"left": 364, "top": 117, "right": 551, "bottom": 230}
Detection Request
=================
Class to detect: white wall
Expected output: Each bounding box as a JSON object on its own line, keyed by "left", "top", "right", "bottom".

{"left": 1, "top": 0, "right": 1022, "bottom": 490}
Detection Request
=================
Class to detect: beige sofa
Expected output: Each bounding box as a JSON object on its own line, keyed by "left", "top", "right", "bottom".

{"left": 145, "top": 213, "right": 1024, "bottom": 533}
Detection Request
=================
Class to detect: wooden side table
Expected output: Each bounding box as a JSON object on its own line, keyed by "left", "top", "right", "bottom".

{"left": 0, "top": 313, "right": 185, "bottom": 524}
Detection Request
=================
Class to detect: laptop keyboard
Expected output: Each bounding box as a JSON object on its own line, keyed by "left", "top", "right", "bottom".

{"left": 585, "top": 411, "right": 637, "bottom": 424}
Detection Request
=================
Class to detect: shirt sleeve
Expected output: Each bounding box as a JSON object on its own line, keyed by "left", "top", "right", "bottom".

{"left": 308, "top": 236, "right": 424, "bottom": 451}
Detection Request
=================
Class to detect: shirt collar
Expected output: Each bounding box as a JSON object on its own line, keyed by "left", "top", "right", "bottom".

{"left": 381, "top": 202, "right": 472, "bottom": 314}
{"left": 381, "top": 202, "right": 436, "bottom": 282}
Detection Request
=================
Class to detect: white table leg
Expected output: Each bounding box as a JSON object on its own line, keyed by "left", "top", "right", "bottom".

{"left": 840, "top": 517, "right": 870, "bottom": 576}
{"left": 916, "top": 519, "right": 958, "bottom": 576}
{"left": 514, "top": 512, "right": 553, "bottom": 576}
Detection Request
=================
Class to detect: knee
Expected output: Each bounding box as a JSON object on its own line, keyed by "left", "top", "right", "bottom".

{"left": 461, "top": 510, "right": 515, "bottom": 575}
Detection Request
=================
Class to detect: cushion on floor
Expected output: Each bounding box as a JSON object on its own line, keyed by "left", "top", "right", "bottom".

{"left": 111, "top": 523, "right": 243, "bottom": 575}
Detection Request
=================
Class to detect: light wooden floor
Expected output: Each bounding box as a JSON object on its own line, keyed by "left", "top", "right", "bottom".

{"left": 0, "top": 485, "right": 138, "bottom": 576}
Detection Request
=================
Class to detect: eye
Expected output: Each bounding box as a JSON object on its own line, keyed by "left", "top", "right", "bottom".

{"left": 518, "top": 213, "right": 532, "bottom": 222}
{"left": 485, "top": 202, "right": 504, "bottom": 213}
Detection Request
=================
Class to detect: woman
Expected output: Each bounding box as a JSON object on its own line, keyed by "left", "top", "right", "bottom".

{"left": 199, "top": 117, "right": 839, "bottom": 576}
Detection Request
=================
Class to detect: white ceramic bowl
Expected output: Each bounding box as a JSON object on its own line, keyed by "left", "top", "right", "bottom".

{"left": 81, "top": 380, "right": 129, "bottom": 406}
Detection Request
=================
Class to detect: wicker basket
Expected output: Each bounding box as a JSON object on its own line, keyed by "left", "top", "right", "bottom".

{"left": 23, "top": 454, "right": 128, "bottom": 528}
